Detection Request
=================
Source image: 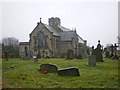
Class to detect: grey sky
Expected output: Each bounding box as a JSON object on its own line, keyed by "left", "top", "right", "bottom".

{"left": 1, "top": 1, "right": 119, "bottom": 47}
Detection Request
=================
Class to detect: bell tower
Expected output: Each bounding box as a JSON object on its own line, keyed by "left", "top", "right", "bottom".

{"left": 48, "top": 17, "right": 61, "bottom": 26}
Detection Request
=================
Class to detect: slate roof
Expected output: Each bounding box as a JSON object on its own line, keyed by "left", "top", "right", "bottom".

{"left": 30, "top": 22, "right": 85, "bottom": 44}
{"left": 43, "top": 24, "right": 59, "bottom": 36}
{"left": 43, "top": 24, "right": 85, "bottom": 43}
{"left": 58, "top": 26, "right": 71, "bottom": 31}
{"left": 59, "top": 31, "right": 77, "bottom": 41}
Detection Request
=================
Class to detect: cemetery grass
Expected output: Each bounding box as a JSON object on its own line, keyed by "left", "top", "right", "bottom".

{"left": 2, "top": 58, "right": 119, "bottom": 88}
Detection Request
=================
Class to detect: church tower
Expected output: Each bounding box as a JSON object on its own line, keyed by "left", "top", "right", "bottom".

{"left": 49, "top": 17, "right": 61, "bottom": 26}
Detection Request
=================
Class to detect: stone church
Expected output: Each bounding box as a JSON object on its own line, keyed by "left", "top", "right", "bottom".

{"left": 19, "top": 17, "right": 88, "bottom": 59}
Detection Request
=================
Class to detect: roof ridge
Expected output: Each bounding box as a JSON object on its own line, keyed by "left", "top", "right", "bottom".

{"left": 43, "top": 23, "right": 59, "bottom": 36}
{"left": 58, "top": 25, "right": 72, "bottom": 31}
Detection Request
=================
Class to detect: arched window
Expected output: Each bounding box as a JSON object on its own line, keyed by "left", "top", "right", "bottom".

{"left": 37, "top": 32, "right": 48, "bottom": 49}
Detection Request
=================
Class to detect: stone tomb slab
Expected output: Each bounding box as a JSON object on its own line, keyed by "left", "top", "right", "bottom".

{"left": 40, "top": 64, "right": 58, "bottom": 73}
{"left": 58, "top": 67, "right": 80, "bottom": 76}
{"left": 88, "top": 55, "right": 96, "bottom": 66}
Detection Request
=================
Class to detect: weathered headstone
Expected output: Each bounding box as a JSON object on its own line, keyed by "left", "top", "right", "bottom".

{"left": 22, "top": 46, "right": 32, "bottom": 60}
{"left": 110, "top": 44, "right": 114, "bottom": 58}
{"left": 40, "top": 64, "right": 58, "bottom": 73}
{"left": 58, "top": 67, "right": 80, "bottom": 76}
{"left": 91, "top": 46, "right": 95, "bottom": 55}
{"left": 67, "top": 49, "right": 74, "bottom": 59}
{"left": 4, "top": 51, "right": 9, "bottom": 61}
{"left": 33, "top": 50, "right": 38, "bottom": 63}
{"left": 88, "top": 55, "right": 96, "bottom": 66}
{"left": 23, "top": 56, "right": 31, "bottom": 60}
{"left": 88, "top": 46, "right": 96, "bottom": 66}
{"left": 81, "top": 42, "right": 88, "bottom": 58}
{"left": 105, "top": 51, "right": 110, "bottom": 58}
{"left": 112, "top": 43, "right": 119, "bottom": 59}
{"left": 94, "top": 40, "right": 104, "bottom": 62}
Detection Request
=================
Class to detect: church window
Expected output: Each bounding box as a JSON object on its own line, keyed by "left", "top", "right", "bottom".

{"left": 37, "top": 32, "right": 48, "bottom": 49}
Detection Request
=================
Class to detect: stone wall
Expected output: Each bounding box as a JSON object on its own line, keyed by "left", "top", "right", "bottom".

{"left": 58, "top": 41, "right": 73, "bottom": 58}
{"left": 19, "top": 44, "right": 29, "bottom": 58}
{"left": 29, "top": 22, "right": 59, "bottom": 58}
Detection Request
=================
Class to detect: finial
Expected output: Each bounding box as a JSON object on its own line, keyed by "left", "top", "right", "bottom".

{"left": 75, "top": 28, "right": 76, "bottom": 33}
{"left": 98, "top": 40, "right": 100, "bottom": 44}
{"left": 40, "top": 18, "right": 41, "bottom": 22}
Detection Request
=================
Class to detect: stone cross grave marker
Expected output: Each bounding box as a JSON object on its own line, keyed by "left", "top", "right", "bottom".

{"left": 112, "top": 43, "right": 119, "bottom": 59}
{"left": 94, "top": 40, "right": 104, "bottom": 62}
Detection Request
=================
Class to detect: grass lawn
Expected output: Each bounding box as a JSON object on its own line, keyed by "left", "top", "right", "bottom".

{"left": 2, "top": 58, "right": 119, "bottom": 88}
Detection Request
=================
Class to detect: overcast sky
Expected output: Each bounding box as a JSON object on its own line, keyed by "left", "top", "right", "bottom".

{"left": 1, "top": 0, "right": 119, "bottom": 47}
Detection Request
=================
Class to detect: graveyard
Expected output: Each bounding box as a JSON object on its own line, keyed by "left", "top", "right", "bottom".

{"left": 2, "top": 58, "right": 118, "bottom": 88}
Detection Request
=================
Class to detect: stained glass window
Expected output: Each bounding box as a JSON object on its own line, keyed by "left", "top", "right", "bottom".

{"left": 37, "top": 32, "right": 48, "bottom": 49}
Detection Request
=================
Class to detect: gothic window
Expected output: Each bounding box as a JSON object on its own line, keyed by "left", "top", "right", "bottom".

{"left": 37, "top": 32, "right": 44, "bottom": 48}
{"left": 37, "top": 32, "right": 48, "bottom": 49}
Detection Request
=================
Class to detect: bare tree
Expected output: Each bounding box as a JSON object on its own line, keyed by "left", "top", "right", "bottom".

{"left": 2, "top": 37, "right": 19, "bottom": 46}
{"left": 2, "top": 37, "right": 19, "bottom": 58}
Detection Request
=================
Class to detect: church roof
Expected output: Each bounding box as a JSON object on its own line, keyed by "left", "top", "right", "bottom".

{"left": 43, "top": 24, "right": 59, "bottom": 36}
{"left": 43, "top": 23, "right": 85, "bottom": 43}
{"left": 59, "top": 31, "right": 77, "bottom": 41}
{"left": 30, "top": 19, "right": 85, "bottom": 44}
{"left": 58, "top": 26, "right": 71, "bottom": 31}
{"left": 77, "top": 35, "right": 85, "bottom": 43}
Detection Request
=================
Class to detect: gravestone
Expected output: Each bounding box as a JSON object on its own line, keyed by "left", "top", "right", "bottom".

{"left": 23, "top": 46, "right": 31, "bottom": 60}
{"left": 91, "top": 46, "right": 95, "bottom": 55}
{"left": 4, "top": 51, "right": 9, "bottom": 61}
{"left": 40, "top": 64, "right": 58, "bottom": 73}
{"left": 110, "top": 44, "right": 114, "bottom": 58}
{"left": 81, "top": 44, "right": 88, "bottom": 58}
{"left": 94, "top": 40, "right": 104, "bottom": 62}
{"left": 105, "top": 51, "right": 110, "bottom": 58}
{"left": 88, "top": 46, "right": 96, "bottom": 66}
{"left": 111, "top": 43, "right": 119, "bottom": 59}
{"left": 33, "top": 50, "right": 38, "bottom": 63}
{"left": 67, "top": 49, "right": 74, "bottom": 59}
{"left": 88, "top": 55, "right": 96, "bottom": 66}
{"left": 23, "top": 55, "right": 31, "bottom": 60}
{"left": 58, "top": 67, "right": 80, "bottom": 76}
